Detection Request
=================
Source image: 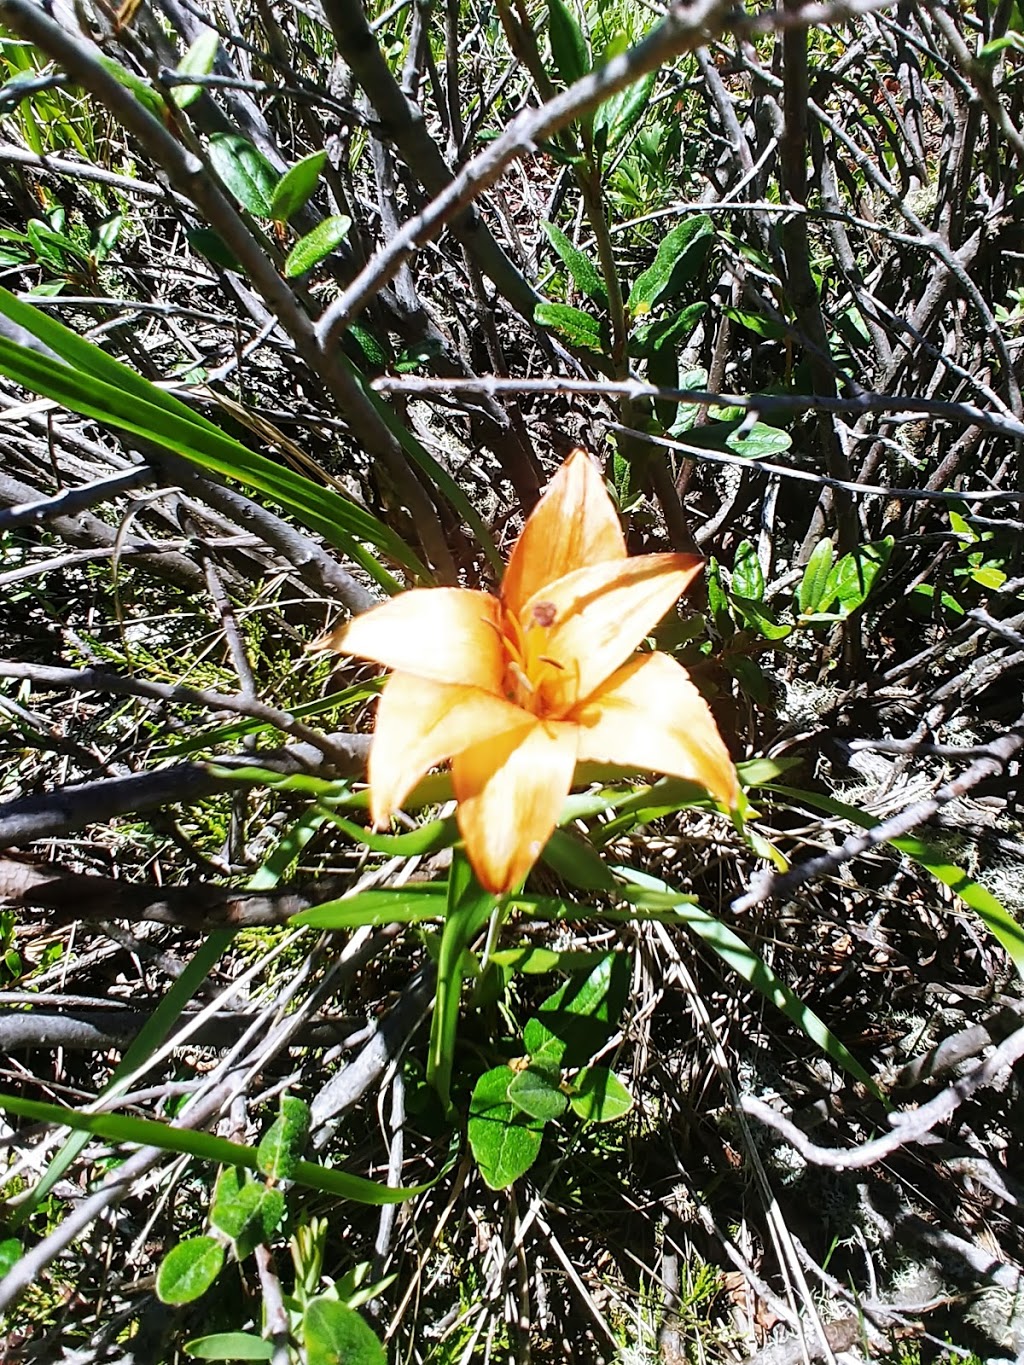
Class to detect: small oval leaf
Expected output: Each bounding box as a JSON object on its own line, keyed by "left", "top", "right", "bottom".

{"left": 184, "top": 1331, "right": 274, "bottom": 1360}
{"left": 156, "top": 1237, "right": 224, "bottom": 1305}
{"left": 568, "top": 1067, "right": 634, "bottom": 1123}
{"left": 257, "top": 1095, "right": 311, "bottom": 1181}
{"left": 508, "top": 1066, "right": 568, "bottom": 1121}
{"left": 304, "top": 1296, "right": 387, "bottom": 1365}
{"left": 208, "top": 133, "right": 279, "bottom": 217}
{"left": 270, "top": 150, "right": 326, "bottom": 223}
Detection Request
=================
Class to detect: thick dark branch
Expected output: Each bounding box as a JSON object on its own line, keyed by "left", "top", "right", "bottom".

{"left": 0, "top": 733, "right": 370, "bottom": 848}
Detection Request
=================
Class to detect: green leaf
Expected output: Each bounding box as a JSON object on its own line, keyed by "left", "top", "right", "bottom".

{"left": 209, "top": 1168, "right": 284, "bottom": 1257}
{"left": 468, "top": 1066, "right": 545, "bottom": 1189}
{"left": 490, "top": 946, "right": 612, "bottom": 974}
{"left": 707, "top": 557, "right": 732, "bottom": 636}
{"left": 346, "top": 323, "right": 389, "bottom": 369}
{"left": 722, "top": 305, "right": 788, "bottom": 341}
{"left": 257, "top": 1096, "right": 311, "bottom": 1181}
{"left": 156, "top": 1238, "right": 224, "bottom": 1305}
{"left": 542, "top": 221, "right": 607, "bottom": 307}
{"left": 0, "top": 1091, "right": 436, "bottom": 1204}
{"left": 304, "top": 1296, "right": 387, "bottom": 1365}
{"left": 681, "top": 419, "right": 792, "bottom": 459}
{"left": 284, "top": 214, "right": 352, "bottom": 277}
{"left": 0, "top": 1237, "right": 21, "bottom": 1278}
{"left": 769, "top": 786, "right": 1024, "bottom": 980}
{"left": 508, "top": 1065, "right": 568, "bottom": 1121}
{"left": 616, "top": 867, "right": 883, "bottom": 1098}
{"left": 292, "top": 886, "right": 448, "bottom": 929}
{"left": 971, "top": 565, "right": 1007, "bottom": 589}
{"left": 270, "top": 150, "right": 326, "bottom": 222}
{"left": 187, "top": 228, "right": 243, "bottom": 272}
{"left": 797, "top": 538, "right": 835, "bottom": 614}
{"left": 568, "top": 1067, "right": 633, "bottom": 1122}
{"left": 523, "top": 953, "right": 630, "bottom": 1069}
{"left": 0, "top": 289, "right": 422, "bottom": 587}
{"left": 208, "top": 133, "right": 279, "bottom": 217}
{"left": 429, "top": 853, "right": 499, "bottom": 1107}
{"left": 731, "top": 540, "right": 764, "bottom": 602}
{"left": 628, "top": 217, "right": 713, "bottom": 316}
{"left": 634, "top": 303, "right": 708, "bottom": 427}
{"left": 820, "top": 537, "right": 893, "bottom": 617}
{"left": 727, "top": 654, "right": 775, "bottom": 706}
{"left": 171, "top": 29, "right": 219, "bottom": 109}
{"left": 593, "top": 70, "right": 656, "bottom": 153}
{"left": 978, "top": 30, "right": 1024, "bottom": 61}
{"left": 631, "top": 302, "right": 707, "bottom": 360}
{"left": 97, "top": 56, "right": 167, "bottom": 118}
{"left": 185, "top": 1333, "right": 274, "bottom": 1361}
{"left": 542, "top": 827, "right": 619, "bottom": 890}
{"left": 548, "top": 0, "right": 589, "bottom": 87}
{"left": 729, "top": 595, "right": 791, "bottom": 641}
{"left": 534, "top": 301, "right": 606, "bottom": 353}
{"left": 911, "top": 583, "right": 965, "bottom": 616}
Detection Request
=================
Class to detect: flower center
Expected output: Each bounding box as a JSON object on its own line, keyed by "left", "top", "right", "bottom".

{"left": 499, "top": 601, "right": 570, "bottom": 716}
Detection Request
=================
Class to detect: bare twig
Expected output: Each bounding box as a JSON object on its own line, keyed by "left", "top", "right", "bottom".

{"left": 743, "top": 1023, "right": 1024, "bottom": 1170}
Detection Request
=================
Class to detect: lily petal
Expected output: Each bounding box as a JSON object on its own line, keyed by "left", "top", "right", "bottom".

{"left": 502, "top": 449, "right": 626, "bottom": 614}
{"left": 369, "top": 672, "right": 532, "bottom": 824}
{"left": 452, "top": 719, "right": 579, "bottom": 893}
{"left": 524, "top": 553, "right": 703, "bottom": 714}
{"left": 322, "top": 588, "right": 503, "bottom": 693}
{"left": 573, "top": 652, "right": 738, "bottom": 808}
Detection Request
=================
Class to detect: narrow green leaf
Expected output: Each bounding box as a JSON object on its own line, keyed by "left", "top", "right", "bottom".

{"left": 284, "top": 214, "right": 352, "bottom": 276}
{"left": 548, "top": 0, "right": 589, "bottom": 86}
{"left": 351, "top": 356, "right": 503, "bottom": 573}
{"left": 797, "top": 538, "right": 835, "bottom": 615}
{"left": 534, "top": 301, "right": 606, "bottom": 352}
{"left": 429, "top": 853, "right": 498, "bottom": 1107}
{"left": 171, "top": 29, "right": 219, "bottom": 109}
{"left": 568, "top": 1067, "right": 633, "bottom": 1122}
{"left": 731, "top": 540, "right": 764, "bottom": 602}
{"left": 0, "top": 1091, "right": 436, "bottom": 1203}
{"left": 542, "top": 827, "right": 619, "bottom": 890}
{"left": 594, "top": 71, "right": 656, "bottom": 152}
{"left": 628, "top": 216, "right": 714, "bottom": 316}
{"left": 270, "top": 150, "right": 326, "bottom": 222}
{"left": 156, "top": 1238, "right": 224, "bottom": 1305}
{"left": 96, "top": 55, "right": 167, "bottom": 118}
{"left": 292, "top": 886, "right": 448, "bottom": 929}
{"left": 208, "top": 132, "right": 279, "bottom": 217}
{"left": 542, "top": 221, "right": 607, "bottom": 307}
{"left": 187, "top": 228, "right": 243, "bottom": 272}
{"left": 820, "top": 537, "right": 893, "bottom": 617}
{"left": 0, "top": 292, "right": 423, "bottom": 585}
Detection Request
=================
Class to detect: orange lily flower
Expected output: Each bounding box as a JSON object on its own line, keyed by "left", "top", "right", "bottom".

{"left": 322, "top": 450, "right": 738, "bottom": 894}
